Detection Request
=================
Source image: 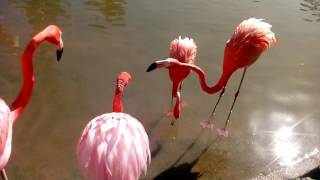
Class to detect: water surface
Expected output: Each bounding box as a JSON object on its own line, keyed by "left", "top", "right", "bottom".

{"left": 1, "top": 0, "right": 320, "bottom": 179}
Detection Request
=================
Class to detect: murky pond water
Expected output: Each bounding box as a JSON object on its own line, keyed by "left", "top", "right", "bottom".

{"left": 1, "top": 0, "right": 320, "bottom": 179}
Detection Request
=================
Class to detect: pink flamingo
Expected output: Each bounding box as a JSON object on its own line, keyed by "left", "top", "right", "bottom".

{"left": 0, "top": 25, "right": 64, "bottom": 179}
{"left": 77, "top": 72, "right": 151, "bottom": 180}
{"left": 147, "top": 18, "right": 276, "bottom": 137}
{"left": 159, "top": 37, "right": 197, "bottom": 123}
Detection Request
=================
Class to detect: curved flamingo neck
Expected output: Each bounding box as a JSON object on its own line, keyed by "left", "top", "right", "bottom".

{"left": 177, "top": 63, "right": 233, "bottom": 94}
{"left": 112, "top": 89, "right": 123, "bottom": 112}
{"left": 9, "top": 33, "right": 45, "bottom": 123}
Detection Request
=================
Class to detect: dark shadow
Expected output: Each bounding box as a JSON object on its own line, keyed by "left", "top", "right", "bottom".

{"left": 151, "top": 143, "right": 162, "bottom": 158}
{"left": 153, "top": 158, "right": 202, "bottom": 180}
{"left": 154, "top": 132, "right": 219, "bottom": 180}
{"left": 300, "top": 167, "right": 320, "bottom": 179}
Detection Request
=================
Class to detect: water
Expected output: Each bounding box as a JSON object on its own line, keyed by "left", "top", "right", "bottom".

{"left": 0, "top": 0, "right": 320, "bottom": 179}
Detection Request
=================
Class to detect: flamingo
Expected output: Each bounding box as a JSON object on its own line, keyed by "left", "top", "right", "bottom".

{"left": 77, "top": 72, "right": 151, "bottom": 180}
{"left": 147, "top": 18, "right": 276, "bottom": 137}
{"left": 158, "top": 37, "right": 197, "bottom": 123}
{"left": 0, "top": 25, "right": 64, "bottom": 179}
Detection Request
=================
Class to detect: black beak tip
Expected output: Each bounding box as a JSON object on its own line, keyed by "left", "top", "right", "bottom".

{"left": 146, "top": 62, "right": 157, "bottom": 72}
{"left": 56, "top": 49, "right": 63, "bottom": 61}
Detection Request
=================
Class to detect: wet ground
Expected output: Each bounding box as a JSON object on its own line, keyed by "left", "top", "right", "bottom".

{"left": 1, "top": 0, "right": 320, "bottom": 179}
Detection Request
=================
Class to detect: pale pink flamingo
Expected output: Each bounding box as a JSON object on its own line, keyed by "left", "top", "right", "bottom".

{"left": 77, "top": 72, "right": 151, "bottom": 180}
{"left": 147, "top": 18, "right": 276, "bottom": 137}
{"left": 0, "top": 25, "right": 63, "bottom": 179}
{"left": 158, "top": 37, "right": 197, "bottom": 123}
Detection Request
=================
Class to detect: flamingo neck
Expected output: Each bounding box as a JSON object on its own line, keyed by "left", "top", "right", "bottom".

{"left": 112, "top": 89, "right": 123, "bottom": 112}
{"left": 9, "top": 34, "right": 45, "bottom": 123}
{"left": 178, "top": 63, "right": 233, "bottom": 94}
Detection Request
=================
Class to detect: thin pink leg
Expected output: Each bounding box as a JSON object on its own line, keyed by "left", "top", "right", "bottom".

{"left": 216, "top": 68, "right": 247, "bottom": 138}
{"left": 200, "top": 87, "right": 225, "bottom": 129}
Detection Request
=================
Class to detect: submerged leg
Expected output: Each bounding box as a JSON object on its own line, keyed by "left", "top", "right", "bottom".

{"left": 200, "top": 87, "right": 226, "bottom": 129}
{"left": 178, "top": 82, "right": 188, "bottom": 108}
{"left": 217, "top": 68, "right": 247, "bottom": 137}
{"left": 171, "top": 83, "right": 182, "bottom": 125}
{"left": 1, "top": 169, "right": 8, "bottom": 180}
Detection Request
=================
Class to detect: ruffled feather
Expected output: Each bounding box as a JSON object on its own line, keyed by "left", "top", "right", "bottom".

{"left": 228, "top": 18, "right": 276, "bottom": 51}
{"left": 169, "top": 36, "right": 197, "bottom": 64}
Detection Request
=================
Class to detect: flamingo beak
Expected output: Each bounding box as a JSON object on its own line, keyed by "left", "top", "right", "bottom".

{"left": 56, "top": 36, "right": 64, "bottom": 61}
{"left": 56, "top": 48, "right": 63, "bottom": 61}
{"left": 146, "top": 62, "right": 157, "bottom": 72}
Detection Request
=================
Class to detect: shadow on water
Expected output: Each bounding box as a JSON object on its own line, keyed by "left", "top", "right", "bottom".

{"left": 153, "top": 158, "right": 202, "bottom": 180}
{"left": 300, "top": 0, "right": 320, "bottom": 22}
{"left": 154, "top": 132, "right": 220, "bottom": 180}
{"left": 14, "top": 0, "right": 66, "bottom": 31}
{"left": 85, "top": 0, "right": 126, "bottom": 27}
{"left": 299, "top": 167, "right": 320, "bottom": 179}
{"left": 151, "top": 143, "right": 162, "bottom": 158}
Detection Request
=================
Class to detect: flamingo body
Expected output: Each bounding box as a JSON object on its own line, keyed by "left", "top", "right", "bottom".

{"left": 168, "top": 37, "right": 197, "bottom": 119}
{"left": 0, "top": 99, "right": 12, "bottom": 170}
{"left": 77, "top": 72, "right": 151, "bottom": 180}
{"left": 77, "top": 112, "right": 150, "bottom": 180}
{"left": 223, "top": 18, "right": 276, "bottom": 76}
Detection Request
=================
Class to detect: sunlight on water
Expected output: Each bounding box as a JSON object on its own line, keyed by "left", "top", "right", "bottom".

{"left": 273, "top": 127, "right": 299, "bottom": 166}
{"left": 272, "top": 125, "right": 319, "bottom": 168}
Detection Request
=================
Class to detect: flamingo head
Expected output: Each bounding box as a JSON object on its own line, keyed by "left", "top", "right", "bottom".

{"left": 42, "top": 25, "right": 64, "bottom": 61}
{"left": 146, "top": 58, "right": 182, "bottom": 72}
{"left": 116, "top": 72, "right": 131, "bottom": 92}
{"left": 169, "top": 36, "right": 197, "bottom": 64}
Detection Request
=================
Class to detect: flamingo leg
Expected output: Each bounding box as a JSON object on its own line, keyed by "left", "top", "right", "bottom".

{"left": 200, "top": 87, "right": 225, "bottom": 129}
{"left": 1, "top": 169, "right": 8, "bottom": 180}
{"left": 209, "top": 87, "right": 225, "bottom": 121}
{"left": 217, "top": 68, "right": 247, "bottom": 137}
{"left": 170, "top": 95, "right": 174, "bottom": 110}
{"left": 171, "top": 82, "right": 183, "bottom": 125}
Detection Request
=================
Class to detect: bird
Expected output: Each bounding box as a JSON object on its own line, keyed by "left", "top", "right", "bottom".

{"left": 147, "top": 18, "right": 276, "bottom": 137}
{"left": 0, "top": 25, "right": 64, "bottom": 180}
{"left": 77, "top": 72, "right": 151, "bottom": 180}
{"left": 155, "top": 36, "right": 197, "bottom": 123}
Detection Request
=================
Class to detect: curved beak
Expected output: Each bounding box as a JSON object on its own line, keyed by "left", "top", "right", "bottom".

{"left": 56, "top": 37, "right": 64, "bottom": 61}
{"left": 146, "top": 59, "right": 173, "bottom": 72}
{"left": 146, "top": 62, "right": 157, "bottom": 72}
{"left": 56, "top": 48, "right": 63, "bottom": 61}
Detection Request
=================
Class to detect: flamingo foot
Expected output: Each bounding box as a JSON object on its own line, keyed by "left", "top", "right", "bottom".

{"left": 200, "top": 120, "right": 214, "bottom": 129}
{"left": 216, "top": 128, "right": 229, "bottom": 138}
